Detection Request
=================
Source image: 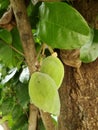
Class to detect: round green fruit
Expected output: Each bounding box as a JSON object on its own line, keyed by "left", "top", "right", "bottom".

{"left": 40, "top": 56, "right": 64, "bottom": 89}
{"left": 29, "top": 72, "right": 60, "bottom": 116}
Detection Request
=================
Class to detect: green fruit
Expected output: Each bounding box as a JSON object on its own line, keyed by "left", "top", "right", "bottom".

{"left": 29, "top": 72, "right": 60, "bottom": 116}
{"left": 40, "top": 56, "right": 64, "bottom": 89}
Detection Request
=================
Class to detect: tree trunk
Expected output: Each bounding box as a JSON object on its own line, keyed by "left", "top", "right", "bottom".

{"left": 58, "top": 1, "right": 98, "bottom": 130}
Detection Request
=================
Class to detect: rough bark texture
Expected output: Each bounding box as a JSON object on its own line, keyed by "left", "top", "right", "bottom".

{"left": 58, "top": 61, "right": 98, "bottom": 130}
{"left": 58, "top": 0, "right": 98, "bottom": 130}
{"left": 73, "top": 0, "right": 98, "bottom": 29}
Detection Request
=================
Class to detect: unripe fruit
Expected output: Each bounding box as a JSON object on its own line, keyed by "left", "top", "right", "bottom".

{"left": 40, "top": 56, "right": 64, "bottom": 89}
{"left": 29, "top": 72, "right": 60, "bottom": 116}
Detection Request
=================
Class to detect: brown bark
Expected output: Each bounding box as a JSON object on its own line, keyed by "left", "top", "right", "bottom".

{"left": 58, "top": 60, "right": 98, "bottom": 130}
{"left": 58, "top": 1, "right": 98, "bottom": 130}
{"left": 73, "top": 0, "right": 98, "bottom": 29}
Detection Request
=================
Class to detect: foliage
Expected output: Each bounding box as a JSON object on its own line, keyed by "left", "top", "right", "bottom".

{"left": 37, "top": 2, "right": 91, "bottom": 49}
{"left": 80, "top": 29, "right": 98, "bottom": 63}
{"left": 0, "top": 0, "right": 9, "bottom": 17}
{"left": 0, "top": 1, "right": 98, "bottom": 130}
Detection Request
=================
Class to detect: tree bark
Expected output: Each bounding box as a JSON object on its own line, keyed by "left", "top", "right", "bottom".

{"left": 58, "top": 1, "right": 98, "bottom": 130}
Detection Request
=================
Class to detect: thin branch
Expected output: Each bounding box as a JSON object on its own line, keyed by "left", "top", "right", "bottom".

{"left": 9, "top": 0, "right": 36, "bottom": 74}
{"left": 9, "top": 45, "right": 24, "bottom": 56}
{"left": 9, "top": 1, "right": 56, "bottom": 130}
{"left": 1, "top": 41, "right": 24, "bottom": 57}
{"left": 9, "top": 0, "right": 38, "bottom": 130}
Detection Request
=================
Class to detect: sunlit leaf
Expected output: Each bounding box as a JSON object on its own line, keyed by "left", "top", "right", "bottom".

{"left": 37, "top": 2, "right": 91, "bottom": 49}
{"left": 0, "top": 114, "right": 13, "bottom": 127}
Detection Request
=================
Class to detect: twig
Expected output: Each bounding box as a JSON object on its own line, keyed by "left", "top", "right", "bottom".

{"left": 1, "top": 41, "right": 24, "bottom": 57}
{"left": 9, "top": 45, "right": 24, "bottom": 57}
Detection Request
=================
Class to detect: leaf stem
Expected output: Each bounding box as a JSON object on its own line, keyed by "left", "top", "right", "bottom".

{"left": 9, "top": 45, "right": 24, "bottom": 57}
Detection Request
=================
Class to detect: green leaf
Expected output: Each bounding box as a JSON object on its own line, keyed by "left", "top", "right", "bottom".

{"left": 80, "top": 29, "right": 98, "bottom": 63}
{"left": 12, "top": 104, "right": 23, "bottom": 121}
{"left": 0, "top": 28, "right": 24, "bottom": 68}
{"left": 0, "top": 0, "right": 9, "bottom": 17}
{"left": 21, "top": 123, "right": 28, "bottom": 130}
{"left": 0, "top": 41, "right": 13, "bottom": 67}
{"left": 11, "top": 114, "right": 28, "bottom": 130}
{"left": 27, "top": 2, "right": 40, "bottom": 28}
{"left": 11, "top": 28, "right": 23, "bottom": 53}
{"left": 0, "top": 114, "right": 13, "bottom": 127}
{"left": 0, "top": 89, "right": 2, "bottom": 99}
{"left": 0, "top": 0, "right": 9, "bottom": 10}
{"left": 0, "top": 29, "right": 12, "bottom": 44}
{"left": 1, "top": 97, "right": 14, "bottom": 116}
{"left": 0, "top": 40, "right": 23, "bottom": 68}
{"left": 15, "top": 82, "right": 30, "bottom": 108}
{"left": 37, "top": 2, "right": 91, "bottom": 49}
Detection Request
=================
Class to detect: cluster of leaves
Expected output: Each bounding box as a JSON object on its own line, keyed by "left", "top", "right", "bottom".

{"left": 0, "top": 1, "right": 45, "bottom": 129}
{"left": 0, "top": 65, "right": 30, "bottom": 129}
{"left": 0, "top": 0, "right": 27, "bottom": 129}
{"left": 37, "top": 2, "right": 98, "bottom": 63}
{"left": 0, "top": 0, "right": 98, "bottom": 130}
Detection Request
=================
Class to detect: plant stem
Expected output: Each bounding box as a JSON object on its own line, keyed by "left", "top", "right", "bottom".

{"left": 9, "top": 45, "right": 24, "bottom": 57}
{"left": 9, "top": 0, "right": 38, "bottom": 130}
{"left": 9, "top": 1, "right": 56, "bottom": 130}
